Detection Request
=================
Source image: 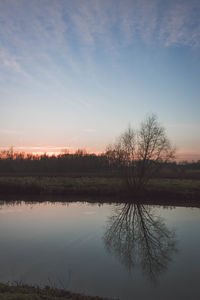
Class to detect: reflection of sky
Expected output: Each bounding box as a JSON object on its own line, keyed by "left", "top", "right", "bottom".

{"left": 0, "top": 201, "right": 200, "bottom": 299}
{"left": 0, "top": 0, "right": 200, "bottom": 160}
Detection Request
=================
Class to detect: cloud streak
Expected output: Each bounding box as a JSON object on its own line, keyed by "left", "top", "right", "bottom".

{"left": 0, "top": 0, "right": 198, "bottom": 90}
{"left": 0, "top": 0, "right": 199, "bottom": 86}
{"left": 0, "top": 1, "right": 199, "bottom": 60}
{"left": 0, "top": 129, "right": 24, "bottom": 135}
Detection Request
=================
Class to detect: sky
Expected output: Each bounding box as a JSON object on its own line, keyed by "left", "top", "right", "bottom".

{"left": 0, "top": 0, "right": 200, "bottom": 161}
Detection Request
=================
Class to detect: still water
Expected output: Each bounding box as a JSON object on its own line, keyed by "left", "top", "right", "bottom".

{"left": 0, "top": 199, "right": 200, "bottom": 300}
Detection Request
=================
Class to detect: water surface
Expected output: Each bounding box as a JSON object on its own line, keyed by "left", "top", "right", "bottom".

{"left": 0, "top": 200, "right": 200, "bottom": 300}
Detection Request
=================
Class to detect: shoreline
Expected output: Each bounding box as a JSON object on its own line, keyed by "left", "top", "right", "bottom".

{"left": 1, "top": 193, "right": 200, "bottom": 210}
{"left": 0, "top": 176, "right": 200, "bottom": 207}
{"left": 0, "top": 282, "right": 115, "bottom": 300}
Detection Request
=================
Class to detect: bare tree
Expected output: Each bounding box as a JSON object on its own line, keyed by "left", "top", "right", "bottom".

{"left": 104, "top": 203, "right": 177, "bottom": 281}
{"left": 106, "top": 114, "right": 175, "bottom": 190}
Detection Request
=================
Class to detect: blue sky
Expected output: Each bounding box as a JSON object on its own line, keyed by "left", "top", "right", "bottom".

{"left": 0, "top": 0, "right": 200, "bottom": 160}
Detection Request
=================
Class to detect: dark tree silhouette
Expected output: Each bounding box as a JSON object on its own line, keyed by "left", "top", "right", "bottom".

{"left": 0, "top": 150, "right": 110, "bottom": 174}
{"left": 106, "top": 114, "right": 175, "bottom": 190}
{"left": 104, "top": 203, "right": 177, "bottom": 281}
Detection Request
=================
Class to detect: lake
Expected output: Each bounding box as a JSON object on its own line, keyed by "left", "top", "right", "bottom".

{"left": 0, "top": 199, "right": 200, "bottom": 300}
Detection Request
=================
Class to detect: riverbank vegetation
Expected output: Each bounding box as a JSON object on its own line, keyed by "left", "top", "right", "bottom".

{"left": 0, "top": 282, "right": 114, "bottom": 300}
{"left": 0, "top": 155, "right": 200, "bottom": 200}
{"left": 0, "top": 176, "right": 199, "bottom": 202}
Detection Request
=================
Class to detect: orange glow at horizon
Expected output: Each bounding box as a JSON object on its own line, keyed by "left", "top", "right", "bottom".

{"left": 28, "top": 149, "right": 200, "bottom": 162}
{"left": 30, "top": 150, "right": 102, "bottom": 156}
{"left": 31, "top": 151, "right": 61, "bottom": 157}
{"left": 175, "top": 150, "right": 200, "bottom": 162}
{"left": 1, "top": 146, "right": 199, "bottom": 162}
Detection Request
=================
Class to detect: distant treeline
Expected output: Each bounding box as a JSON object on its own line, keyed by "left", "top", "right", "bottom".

{"left": 0, "top": 149, "right": 110, "bottom": 174}
{"left": 0, "top": 148, "right": 200, "bottom": 178}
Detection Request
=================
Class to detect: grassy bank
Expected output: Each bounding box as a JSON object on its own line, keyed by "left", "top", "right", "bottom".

{"left": 0, "top": 176, "right": 122, "bottom": 195}
{"left": 0, "top": 283, "right": 115, "bottom": 300}
{"left": 0, "top": 176, "right": 200, "bottom": 201}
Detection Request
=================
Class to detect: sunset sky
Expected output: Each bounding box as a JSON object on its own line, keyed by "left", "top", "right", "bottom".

{"left": 0, "top": 0, "right": 200, "bottom": 160}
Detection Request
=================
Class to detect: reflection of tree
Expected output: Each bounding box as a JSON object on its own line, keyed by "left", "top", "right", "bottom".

{"left": 104, "top": 203, "right": 177, "bottom": 281}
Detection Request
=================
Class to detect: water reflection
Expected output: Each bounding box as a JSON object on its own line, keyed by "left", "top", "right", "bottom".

{"left": 104, "top": 203, "right": 177, "bottom": 281}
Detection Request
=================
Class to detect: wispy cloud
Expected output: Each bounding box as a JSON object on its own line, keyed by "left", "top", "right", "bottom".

{"left": 0, "top": 129, "right": 24, "bottom": 135}
{"left": 117, "top": 0, "right": 200, "bottom": 48}
{"left": 0, "top": 0, "right": 199, "bottom": 80}
{"left": 158, "top": 0, "right": 200, "bottom": 48}
{"left": 0, "top": 49, "right": 27, "bottom": 77}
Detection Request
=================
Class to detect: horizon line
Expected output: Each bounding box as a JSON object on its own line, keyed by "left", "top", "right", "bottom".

{"left": 0, "top": 146, "right": 199, "bottom": 162}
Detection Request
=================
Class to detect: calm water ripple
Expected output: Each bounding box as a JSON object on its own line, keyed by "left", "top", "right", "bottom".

{"left": 0, "top": 199, "right": 200, "bottom": 300}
